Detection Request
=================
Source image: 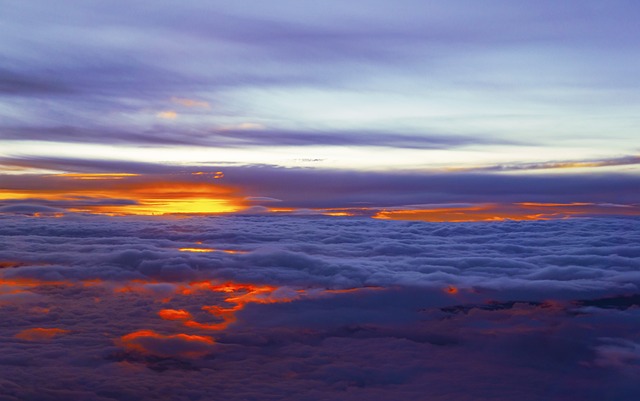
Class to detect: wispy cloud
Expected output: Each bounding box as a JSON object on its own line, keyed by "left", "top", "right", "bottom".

{"left": 450, "top": 155, "right": 640, "bottom": 172}
{"left": 0, "top": 125, "right": 518, "bottom": 149}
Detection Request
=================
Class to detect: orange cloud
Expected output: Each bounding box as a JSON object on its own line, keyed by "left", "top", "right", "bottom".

{"left": 159, "top": 309, "right": 193, "bottom": 321}
{"left": 373, "top": 203, "right": 640, "bottom": 222}
{"left": 0, "top": 277, "right": 72, "bottom": 289}
{"left": 119, "top": 330, "right": 215, "bottom": 358}
{"left": 15, "top": 327, "right": 69, "bottom": 341}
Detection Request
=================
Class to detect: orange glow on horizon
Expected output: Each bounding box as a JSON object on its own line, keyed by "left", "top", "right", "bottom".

{"left": 52, "top": 173, "right": 140, "bottom": 180}
{"left": 373, "top": 204, "right": 534, "bottom": 222}
{"left": 0, "top": 173, "right": 247, "bottom": 215}
{"left": 373, "top": 203, "right": 640, "bottom": 222}
{"left": 322, "top": 211, "right": 354, "bottom": 217}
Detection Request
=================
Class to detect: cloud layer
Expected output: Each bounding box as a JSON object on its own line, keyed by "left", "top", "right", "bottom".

{"left": 0, "top": 214, "right": 639, "bottom": 400}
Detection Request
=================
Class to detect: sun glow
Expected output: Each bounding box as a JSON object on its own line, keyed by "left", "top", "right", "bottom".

{"left": 0, "top": 174, "right": 247, "bottom": 215}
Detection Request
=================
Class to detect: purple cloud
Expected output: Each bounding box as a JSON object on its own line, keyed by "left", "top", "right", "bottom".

{"left": 0, "top": 214, "right": 639, "bottom": 400}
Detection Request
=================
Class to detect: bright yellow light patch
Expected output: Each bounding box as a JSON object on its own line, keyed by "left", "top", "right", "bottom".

{"left": 179, "top": 247, "right": 247, "bottom": 254}
{"left": 0, "top": 173, "right": 247, "bottom": 215}
{"left": 179, "top": 247, "right": 215, "bottom": 253}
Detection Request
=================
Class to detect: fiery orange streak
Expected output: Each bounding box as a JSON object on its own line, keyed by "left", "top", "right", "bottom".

{"left": 0, "top": 274, "right": 381, "bottom": 350}
{"left": 373, "top": 204, "right": 541, "bottom": 222}
{"left": 121, "top": 329, "right": 215, "bottom": 345}
{"left": 179, "top": 247, "right": 214, "bottom": 253}
{"left": 119, "top": 330, "right": 215, "bottom": 357}
{"left": 0, "top": 277, "right": 72, "bottom": 288}
{"left": 373, "top": 202, "right": 640, "bottom": 222}
{"left": 158, "top": 309, "right": 193, "bottom": 321}
{"left": 168, "top": 282, "right": 292, "bottom": 331}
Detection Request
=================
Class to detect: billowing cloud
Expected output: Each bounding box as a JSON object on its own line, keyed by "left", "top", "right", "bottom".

{"left": 0, "top": 214, "right": 638, "bottom": 399}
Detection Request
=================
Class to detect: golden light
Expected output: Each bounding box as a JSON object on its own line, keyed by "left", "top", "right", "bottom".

{"left": 178, "top": 247, "right": 215, "bottom": 253}
{"left": 52, "top": 173, "right": 140, "bottom": 180}
{"left": 0, "top": 173, "right": 248, "bottom": 215}
{"left": 159, "top": 309, "right": 193, "bottom": 321}
{"left": 179, "top": 247, "right": 247, "bottom": 254}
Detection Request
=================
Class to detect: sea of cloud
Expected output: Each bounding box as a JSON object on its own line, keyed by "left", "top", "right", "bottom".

{"left": 0, "top": 214, "right": 638, "bottom": 400}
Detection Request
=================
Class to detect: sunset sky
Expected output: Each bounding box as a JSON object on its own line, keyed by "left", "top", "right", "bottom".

{"left": 1, "top": 2, "right": 640, "bottom": 400}
{"left": 1, "top": 0, "right": 639, "bottom": 220}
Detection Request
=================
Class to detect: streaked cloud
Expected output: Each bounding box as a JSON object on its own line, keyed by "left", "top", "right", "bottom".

{"left": 449, "top": 155, "right": 640, "bottom": 172}
{"left": 1, "top": 157, "right": 638, "bottom": 218}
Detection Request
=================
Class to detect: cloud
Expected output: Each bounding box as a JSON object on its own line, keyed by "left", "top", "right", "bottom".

{"left": 0, "top": 69, "right": 72, "bottom": 96}
{"left": 2, "top": 157, "right": 639, "bottom": 213}
{"left": 451, "top": 155, "right": 640, "bottom": 172}
{"left": 0, "top": 204, "right": 64, "bottom": 216}
{"left": 0, "top": 125, "right": 516, "bottom": 149}
{"left": 14, "top": 328, "right": 69, "bottom": 342}
{"left": 0, "top": 214, "right": 639, "bottom": 399}
{"left": 118, "top": 330, "right": 215, "bottom": 358}
{"left": 593, "top": 338, "right": 640, "bottom": 371}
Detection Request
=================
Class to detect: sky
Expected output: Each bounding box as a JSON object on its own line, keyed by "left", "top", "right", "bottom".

{"left": 1, "top": 0, "right": 639, "bottom": 220}
{"left": 1, "top": 1, "right": 640, "bottom": 400}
